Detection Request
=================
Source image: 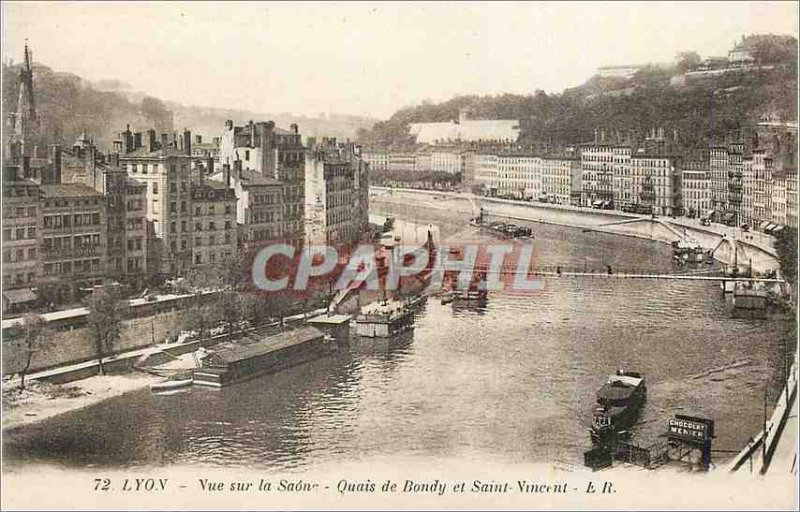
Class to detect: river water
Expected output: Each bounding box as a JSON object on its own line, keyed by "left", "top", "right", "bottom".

{"left": 3, "top": 212, "right": 795, "bottom": 471}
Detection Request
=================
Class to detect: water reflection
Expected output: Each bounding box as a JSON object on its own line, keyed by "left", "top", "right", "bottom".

{"left": 3, "top": 224, "right": 795, "bottom": 471}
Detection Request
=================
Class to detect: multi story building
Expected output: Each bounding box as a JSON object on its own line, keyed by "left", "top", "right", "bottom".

{"left": 771, "top": 172, "right": 788, "bottom": 226}
{"left": 473, "top": 153, "right": 498, "bottom": 195}
{"left": 361, "top": 151, "right": 389, "bottom": 172}
{"left": 786, "top": 170, "right": 798, "bottom": 228}
{"left": 414, "top": 151, "right": 431, "bottom": 173}
{"left": 210, "top": 162, "right": 285, "bottom": 250}
{"left": 388, "top": 152, "right": 416, "bottom": 173}
{"left": 541, "top": 156, "right": 580, "bottom": 205}
{"left": 304, "top": 140, "right": 370, "bottom": 248}
{"left": 681, "top": 162, "right": 711, "bottom": 218}
{"left": 751, "top": 149, "right": 773, "bottom": 226}
{"left": 60, "top": 135, "right": 148, "bottom": 283}
{"left": 116, "top": 126, "right": 196, "bottom": 276}
{"left": 40, "top": 183, "right": 106, "bottom": 302}
{"left": 709, "top": 147, "right": 729, "bottom": 214}
{"left": 630, "top": 156, "right": 681, "bottom": 215}
{"left": 2, "top": 162, "right": 43, "bottom": 306}
{"left": 580, "top": 146, "right": 617, "bottom": 206}
{"left": 190, "top": 178, "right": 237, "bottom": 266}
{"left": 218, "top": 120, "right": 305, "bottom": 251}
{"left": 495, "top": 153, "right": 540, "bottom": 199}
{"left": 727, "top": 142, "right": 745, "bottom": 225}
{"left": 430, "top": 149, "right": 467, "bottom": 175}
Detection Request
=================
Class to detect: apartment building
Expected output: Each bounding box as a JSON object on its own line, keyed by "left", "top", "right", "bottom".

{"left": 630, "top": 155, "right": 681, "bottom": 216}
{"left": 116, "top": 126, "right": 195, "bottom": 276}
{"left": 2, "top": 163, "right": 42, "bottom": 300}
{"left": 681, "top": 162, "right": 711, "bottom": 218}
{"left": 40, "top": 183, "right": 106, "bottom": 303}
{"left": 190, "top": 178, "right": 237, "bottom": 266}
{"left": 305, "top": 140, "right": 369, "bottom": 248}
{"left": 218, "top": 120, "right": 305, "bottom": 251}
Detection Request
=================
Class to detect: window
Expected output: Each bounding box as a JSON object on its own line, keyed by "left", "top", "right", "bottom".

{"left": 135, "top": 239, "right": 142, "bottom": 250}
{"left": 195, "top": 237, "right": 202, "bottom": 246}
{"left": 170, "top": 182, "right": 177, "bottom": 193}
{"left": 245, "top": 150, "right": 250, "bottom": 161}
{"left": 181, "top": 240, "right": 187, "bottom": 250}
{"left": 142, "top": 164, "right": 148, "bottom": 175}
{"left": 181, "top": 220, "right": 187, "bottom": 232}
{"left": 195, "top": 206, "right": 201, "bottom": 215}
{"left": 181, "top": 201, "right": 187, "bottom": 213}
{"left": 195, "top": 222, "right": 202, "bottom": 231}
{"left": 170, "top": 202, "right": 177, "bottom": 213}
{"left": 170, "top": 221, "right": 176, "bottom": 233}
{"left": 153, "top": 182, "right": 159, "bottom": 194}
{"left": 195, "top": 254, "right": 202, "bottom": 264}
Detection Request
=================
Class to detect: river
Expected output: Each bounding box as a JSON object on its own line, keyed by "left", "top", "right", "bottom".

{"left": 3, "top": 203, "right": 795, "bottom": 471}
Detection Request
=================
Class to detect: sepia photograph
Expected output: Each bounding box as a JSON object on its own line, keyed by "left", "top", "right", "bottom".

{"left": 1, "top": 1, "right": 798, "bottom": 510}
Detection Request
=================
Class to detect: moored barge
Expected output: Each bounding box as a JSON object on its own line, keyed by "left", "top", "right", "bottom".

{"left": 193, "top": 326, "right": 327, "bottom": 388}
{"left": 590, "top": 370, "right": 646, "bottom": 445}
{"left": 355, "top": 299, "right": 415, "bottom": 338}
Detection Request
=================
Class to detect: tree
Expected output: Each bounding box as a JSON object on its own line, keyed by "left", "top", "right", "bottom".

{"left": 220, "top": 291, "right": 243, "bottom": 335}
{"left": 85, "top": 287, "right": 129, "bottom": 375}
{"left": 181, "top": 296, "right": 221, "bottom": 341}
{"left": 774, "top": 228, "right": 797, "bottom": 285}
{"left": 675, "top": 51, "right": 701, "bottom": 74}
{"left": 18, "top": 314, "right": 55, "bottom": 390}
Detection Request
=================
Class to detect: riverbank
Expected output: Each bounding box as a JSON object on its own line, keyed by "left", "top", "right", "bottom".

{"left": 370, "top": 187, "right": 781, "bottom": 274}
{"left": 2, "top": 373, "right": 157, "bottom": 431}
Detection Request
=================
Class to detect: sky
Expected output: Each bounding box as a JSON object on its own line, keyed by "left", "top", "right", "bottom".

{"left": 2, "top": 1, "right": 798, "bottom": 120}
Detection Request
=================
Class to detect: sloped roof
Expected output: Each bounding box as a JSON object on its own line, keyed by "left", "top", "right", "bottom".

{"left": 208, "top": 326, "right": 324, "bottom": 365}
{"left": 123, "top": 146, "right": 191, "bottom": 158}
{"left": 40, "top": 183, "right": 103, "bottom": 198}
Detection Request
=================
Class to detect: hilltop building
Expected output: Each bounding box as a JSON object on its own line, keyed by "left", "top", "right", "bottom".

{"left": 409, "top": 108, "right": 520, "bottom": 145}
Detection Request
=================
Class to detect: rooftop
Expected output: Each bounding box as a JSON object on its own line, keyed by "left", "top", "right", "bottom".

{"left": 122, "top": 146, "right": 191, "bottom": 159}
{"left": 40, "top": 183, "right": 104, "bottom": 198}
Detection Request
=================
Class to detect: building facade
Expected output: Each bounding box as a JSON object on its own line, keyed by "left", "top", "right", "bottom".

{"left": 40, "top": 183, "right": 107, "bottom": 302}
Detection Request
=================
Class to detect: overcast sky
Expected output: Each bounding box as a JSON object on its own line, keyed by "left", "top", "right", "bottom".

{"left": 3, "top": 1, "right": 797, "bottom": 119}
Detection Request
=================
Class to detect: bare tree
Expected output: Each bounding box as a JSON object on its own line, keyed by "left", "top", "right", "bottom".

{"left": 18, "top": 314, "right": 55, "bottom": 390}
{"left": 86, "top": 288, "right": 129, "bottom": 375}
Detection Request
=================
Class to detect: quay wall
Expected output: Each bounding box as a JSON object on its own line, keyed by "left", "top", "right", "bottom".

{"left": 2, "top": 310, "right": 183, "bottom": 375}
{"left": 370, "top": 187, "right": 780, "bottom": 273}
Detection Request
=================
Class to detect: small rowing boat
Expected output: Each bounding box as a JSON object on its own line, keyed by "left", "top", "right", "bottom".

{"left": 150, "top": 377, "right": 193, "bottom": 392}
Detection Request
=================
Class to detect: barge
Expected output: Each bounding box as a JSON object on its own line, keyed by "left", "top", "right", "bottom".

{"left": 193, "top": 326, "right": 327, "bottom": 388}
{"left": 355, "top": 299, "right": 415, "bottom": 338}
{"left": 590, "top": 370, "right": 646, "bottom": 446}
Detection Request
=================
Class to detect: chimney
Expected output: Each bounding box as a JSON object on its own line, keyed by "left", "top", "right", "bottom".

{"left": 172, "top": 133, "right": 178, "bottom": 149}
{"left": 249, "top": 120, "right": 256, "bottom": 147}
{"left": 48, "top": 144, "right": 62, "bottom": 185}
{"left": 133, "top": 132, "right": 142, "bottom": 150}
{"left": 212, "top": 136, "right": 220, "bottom": 147}
{"left": 183, "top": 128, "right": 192, "bottom": 155}
{"left": 161, "top": 133, "right": 169, "bottom": 149}
{"left": 206, "top": 156, "right": 214, "bottom": 178}
{"left": 122, "top": 124, "right": 133, "bottom": 153}
{"left": 223, "top": 163, "right": 231, "bottom": 188}
{"left": 22, "top": 156, "right": 30, "bottom": 179}
{"left": 196, "top": 134, "right": 202, "bottom": 144}
{"left": 225, "top": 120, "right": 233, "bottom": 131}
{"left": 233, "top": 159, "right": 243, "bottom": 180}
{"left": 109, "top": 152, "right": 120, "bottom": 168}
{"left": 147, "top": 129, "right": 157, "bottom": 152}
{"left": 290, "top": 123, "right": 298, "bottom": 135}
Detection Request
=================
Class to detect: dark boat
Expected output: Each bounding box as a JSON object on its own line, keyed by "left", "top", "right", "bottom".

{"left": 590, "top": 370, "right": 646, "bottom": 445}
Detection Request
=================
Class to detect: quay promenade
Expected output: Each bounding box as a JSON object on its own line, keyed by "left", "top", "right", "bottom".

{"left": 370, "top": 187, "right": 781, "bottom": 274}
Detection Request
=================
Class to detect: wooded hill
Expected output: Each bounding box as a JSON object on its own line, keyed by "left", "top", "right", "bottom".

{"left": 357, "top": 36, "right": 798, "bottom": 155}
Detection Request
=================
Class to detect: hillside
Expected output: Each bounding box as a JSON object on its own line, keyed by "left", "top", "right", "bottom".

{"left": 2, "top": 62, "right": 378, "bottom": 152}
{"left": 357, "top": 37, "right": 798, "bottom": 155}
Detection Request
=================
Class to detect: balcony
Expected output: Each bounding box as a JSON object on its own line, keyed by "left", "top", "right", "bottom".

{"left": 44, "top": 246, "right": 100, "bottom": 261}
